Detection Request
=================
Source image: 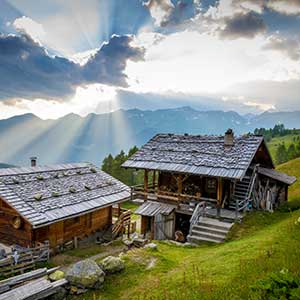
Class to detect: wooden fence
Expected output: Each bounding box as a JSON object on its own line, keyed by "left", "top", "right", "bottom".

{"left": 0, "top": 242, "right": 50, "bottom": 278}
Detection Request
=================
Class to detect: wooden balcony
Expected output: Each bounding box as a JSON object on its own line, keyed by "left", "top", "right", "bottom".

{"left": 130, "top": 184, "right": 217, "bottom": 207}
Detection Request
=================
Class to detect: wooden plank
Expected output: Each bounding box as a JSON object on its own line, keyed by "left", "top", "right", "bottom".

{"left": 144, "top": 170, "right": 149, "bottom": 200}
{"left": 0, "top": 278, "right": 52, "bottom": 300}
{"left": 0, "top": 268, "right": 47, "bottom": 290}
{"left": 177, "top": 174, "right": 183, "bottom": 201}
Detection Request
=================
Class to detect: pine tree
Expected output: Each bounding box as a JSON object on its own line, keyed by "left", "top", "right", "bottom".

{"left": 275, "top": 143, "right": 288, "bottom": 165}
{"left": 287, "top": 144, "right": 297, "bottom": 161}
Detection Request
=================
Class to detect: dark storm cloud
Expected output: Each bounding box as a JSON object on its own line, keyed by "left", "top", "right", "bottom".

{"left": 0, "top": 34, "right": 144, "bottom": 101}
{"left": 220, "top": 12, "right": 266, "bottom": 39}
{"left": 263, "top": 35, "right": 300, "bottom": 61}
{"left": 83, "top": 35, "right": 145, "bottom": 87}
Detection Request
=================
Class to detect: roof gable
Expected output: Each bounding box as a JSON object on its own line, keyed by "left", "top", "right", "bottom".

{"left": 0, "top": 163, "right": 130, "bottom": 227}
{"left": 122, "top": 133, "right": 266, "bottom": 179}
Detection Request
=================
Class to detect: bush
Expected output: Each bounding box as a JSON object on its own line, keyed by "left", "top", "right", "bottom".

{"left": 252, "top": 270, "right": 300, "bottom": 300}
{"left": 278, "top": 199, "right": 300, "bottom": 212}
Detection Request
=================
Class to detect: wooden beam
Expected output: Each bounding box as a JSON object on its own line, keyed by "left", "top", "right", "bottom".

{"left": 177, "top": 174, "right": 183, "bottom": 201}
{"left": 217, "top": 177, "right": 222, "bottom": 218}
{"left": 144, "top": 170, "right": 149, "bottom": 200}
{"left": 217, "top": 177, "right": 222, "bottom": 205}
{"left": 152, "top": 170, "right": 156, "bottom": 187}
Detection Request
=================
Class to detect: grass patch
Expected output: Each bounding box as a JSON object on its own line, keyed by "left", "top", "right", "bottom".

{"left": 277, "top": 158, "right": 300, "bottom": 204}
{"left": 121, "top": 200, "right": 140, "bottom": 221}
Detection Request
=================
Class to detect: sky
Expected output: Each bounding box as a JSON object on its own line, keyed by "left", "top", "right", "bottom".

{"left": 0, "top": 0, "right": 300, "bottom": 119}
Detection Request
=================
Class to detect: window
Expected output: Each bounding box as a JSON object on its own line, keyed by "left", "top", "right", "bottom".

{"left": 206, "top": 178, "right": 217, "bottom": 192}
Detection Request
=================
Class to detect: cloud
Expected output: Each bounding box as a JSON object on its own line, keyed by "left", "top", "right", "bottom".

{"left": 82, "top": 35, "right": 145, "bottom": 87}
{"left": 263, "top": 35, "right": 300, "bottom": 61}
{"left": 0, "top": 33, "right": 144, "bottom": 101}
{"left": 144, "top": 0, "right": 175, "bottom": 26}
{"left": 145, "top": 0, "right": 200, "bottom": 27}
{"left": 220, "top": 12, "right": 266, "bottom": 39}
{"left": 202, "top": 1, "right": 266, "bottom": 39}
{"left": 13, "top": 16, "right": 45, "bottom": 42}
{"left": 233, "top": 0, "right": 265, "bottom": 14}
{"left": 268, "top": 0, "right": 300, "bottom": 15}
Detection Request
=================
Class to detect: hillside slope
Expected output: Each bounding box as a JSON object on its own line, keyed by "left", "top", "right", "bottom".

{"left": 277, "top": 158, "right": 300, "bottom": 202}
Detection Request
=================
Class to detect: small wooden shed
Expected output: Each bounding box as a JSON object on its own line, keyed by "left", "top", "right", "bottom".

{"left": 0, "top": 163, "right": 130, "bottom": 248}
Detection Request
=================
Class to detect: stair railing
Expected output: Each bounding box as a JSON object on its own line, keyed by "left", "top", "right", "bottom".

{"left": 239, "top": 164, "right": 259, "bottom": 212}
{"left": 189, "top": 201, "right": 206, "bottom": 235}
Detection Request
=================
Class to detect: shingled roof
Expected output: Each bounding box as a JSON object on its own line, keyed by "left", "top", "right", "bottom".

{"left": 122, "top": 133, "right": 268, "bottom": 180}
{"left": 0, "top": 163, "right": 130, "bottom": 228}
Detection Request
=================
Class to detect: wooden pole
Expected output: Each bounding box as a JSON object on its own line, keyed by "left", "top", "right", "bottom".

{"left": 152, "top": 170, "right": 156, "bottom": 188}
{"left": 217, "top": 177, "right": 222, "bottom": 218}
{"left": 144, "top": 170, "right": 148, "bottom": 200}
{"left": 177, "top": 174, "right": 183, "bottom": 202}
{"left": 117, "top": 203, "right": 121, "bottom": 217}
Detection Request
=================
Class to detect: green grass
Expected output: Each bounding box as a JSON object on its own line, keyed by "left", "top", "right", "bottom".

{"left": 267, "top": 134, "right": 300, "bottom": 159}
{"left": 121, "top": 200, "right": 140, "bottom": 221}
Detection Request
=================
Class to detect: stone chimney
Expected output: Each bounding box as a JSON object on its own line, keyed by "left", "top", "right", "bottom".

{"left": 224, "top": 129, "right": 234, "bottom": 147}
{"left": 30, "top": 157, "right": 37, "bottom": 167}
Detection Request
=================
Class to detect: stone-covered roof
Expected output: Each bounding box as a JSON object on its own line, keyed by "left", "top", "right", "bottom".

{"left": 122, "top": 133, "right": 267, "bottom": 179}
{"left": 0, "top": 163, "right": 130, "bottom": 228}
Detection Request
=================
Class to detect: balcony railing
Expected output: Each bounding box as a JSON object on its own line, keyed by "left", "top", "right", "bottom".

{"left": 130, "top": 184, "right": 217, "bottom": 205}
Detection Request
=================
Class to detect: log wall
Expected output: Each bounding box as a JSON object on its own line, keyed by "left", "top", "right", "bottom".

{"left": 0, "top": 196, "right": 112, "bottom": 248}
{"left": 33, "top": 206, "right": 112, "bottom": 248}
{"left": 0, "top": 198, "right": 32, "bottom": 247}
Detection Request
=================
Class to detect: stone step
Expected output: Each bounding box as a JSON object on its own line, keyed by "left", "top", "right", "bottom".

{"left": 191, "top": 228, "right": 227, "bottom": 240}
{"left": 187, "top": 234, "right": 224, "bottom": 244}
{"left": 193, "top": 224, "right": 229, "bottom": 235}
{"left": 197, "top": 217, "right": 233, "bottom": 231}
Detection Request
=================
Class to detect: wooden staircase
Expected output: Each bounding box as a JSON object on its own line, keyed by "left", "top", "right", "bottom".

{"left": 229, "top": 175, "right": 252, "bottom": 211}
{"left": 229, "top": 166, "right": 258, "bottom": 212}
{"left": 187, "top": 217, "right": 233, "bottom": 244}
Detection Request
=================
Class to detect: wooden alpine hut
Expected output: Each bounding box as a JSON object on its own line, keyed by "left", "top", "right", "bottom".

{"left": 0, "top": 161, "right": 130, "bottom": 249}
{"left": 122, "top": 130, "right": 296, "bottom": 243}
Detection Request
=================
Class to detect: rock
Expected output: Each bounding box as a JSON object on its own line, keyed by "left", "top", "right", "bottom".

{"left": 133, "top": 238, "right": 148, "bottom": 248}
{"left": 123, "top": 239, "right": 134, "bottom": 248}
{"left": 66, "top": 259, "right": 105, "bottom": 289}
{"left": 49, "top": 270, "right": 65, "bottom": 281}
{"left": 144, "top": 243, "right": 158, "bottom": 251}
{"left": 98, "top": 256, "right": 125, "bottom": 274}
{"left": 183, "top": 242, "right": 198, "bottom": 248}
{"left": 48, "top": 287, "right": 67, "bottom": 300}
{"left": 69, "top": 286, "right": 87, "bottom": 295}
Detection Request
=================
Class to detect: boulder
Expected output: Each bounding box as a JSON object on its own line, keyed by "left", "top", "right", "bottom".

{"left": 98, "top": 256, "right": 125, "bottom": 274}
{"left": 49, "top": 270, "right": 65, "bottom": 281}
{"left": 66, "top": 259, "right": 105, "bottom": 289}
{"left": 144, "top": 243, "right": 158, "bottom": 251}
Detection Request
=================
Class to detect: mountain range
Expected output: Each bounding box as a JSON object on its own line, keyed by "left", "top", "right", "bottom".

{"left": 1, "top": 107, "right": 300, "bottom": 167}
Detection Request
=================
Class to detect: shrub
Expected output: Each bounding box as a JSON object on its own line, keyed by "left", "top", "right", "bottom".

{"left": 252, "top": 270, "right": 300, "bottom": 300}
{"left": 278, "top": 199, "right": 300, "bottom": 212}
